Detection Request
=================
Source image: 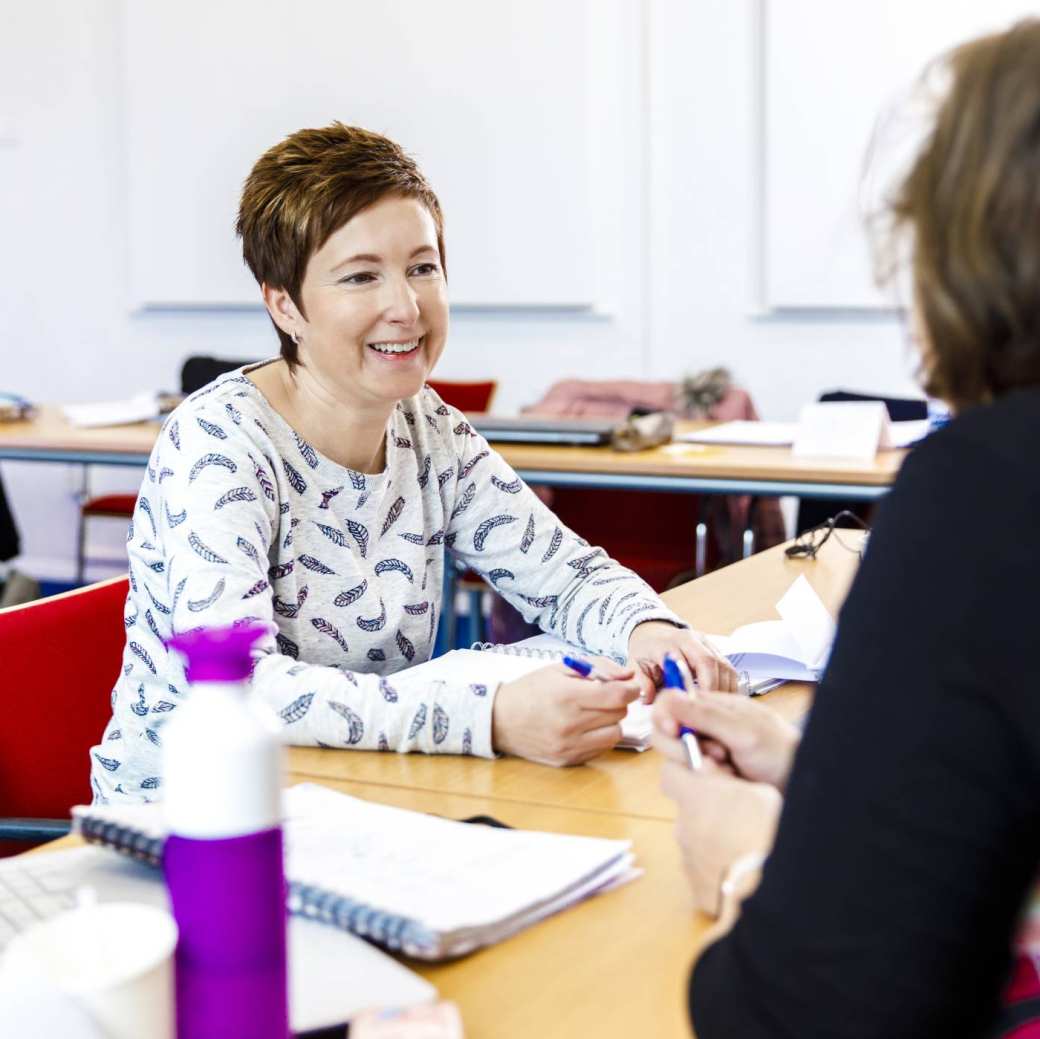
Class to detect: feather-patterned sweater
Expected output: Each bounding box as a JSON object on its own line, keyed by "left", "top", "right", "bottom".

{"left": 89, "top": 362, "right": 686, "bottom": 803}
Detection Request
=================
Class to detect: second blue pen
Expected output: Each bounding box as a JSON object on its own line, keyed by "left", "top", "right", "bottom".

{"left": 662, "top": 654, "right": 703, "bottom": 771}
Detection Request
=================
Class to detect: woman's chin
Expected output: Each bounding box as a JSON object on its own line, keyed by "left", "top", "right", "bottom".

{"left": 364, "top": 342, "right": 440, "bottom": 400}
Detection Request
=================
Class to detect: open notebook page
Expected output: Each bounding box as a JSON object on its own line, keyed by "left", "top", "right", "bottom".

{"left": 283, "top": 784, "right": 634, "bottom": 940}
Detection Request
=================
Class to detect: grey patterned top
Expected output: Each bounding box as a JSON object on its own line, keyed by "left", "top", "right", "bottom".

{"left": 89, "top": 362, "right": 686, "bottom": 803}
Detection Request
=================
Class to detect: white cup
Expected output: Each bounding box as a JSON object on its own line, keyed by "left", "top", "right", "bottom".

{"left": 0, "top": 900, "right": 178, "bottom": 1039}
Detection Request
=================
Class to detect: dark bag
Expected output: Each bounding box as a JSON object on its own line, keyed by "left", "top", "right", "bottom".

{"left": 0, "top": 477, "right": 20, "bottom": 562}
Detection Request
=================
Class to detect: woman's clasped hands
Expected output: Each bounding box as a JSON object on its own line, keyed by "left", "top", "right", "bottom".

{"left": 653, "top": 687, "right": 802, "bottom": 916}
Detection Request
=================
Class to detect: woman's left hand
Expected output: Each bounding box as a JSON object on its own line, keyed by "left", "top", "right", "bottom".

{"left": 661, "top": 760, "right": 782, "bottom": 916}
{"left": 627, "top": 620, "right": 739, "bottom": 701}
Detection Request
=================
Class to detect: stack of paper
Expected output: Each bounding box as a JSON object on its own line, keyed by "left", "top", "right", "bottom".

{"left": 73, "top": 784, "right": 637, "bottom": 961}
{"left": 676, "top": 421, "right": 798, "bottom": 446}
{"left": 61, "top": 392, "right": 162, "bottom": 428}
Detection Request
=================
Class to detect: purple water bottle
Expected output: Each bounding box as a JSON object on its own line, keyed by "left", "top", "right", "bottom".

{"left": 163, "top": 624, "right": 289, "bottom": 1039}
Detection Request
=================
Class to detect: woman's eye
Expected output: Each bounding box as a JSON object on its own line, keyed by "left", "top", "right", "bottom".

{"left": 341, "top": 272, "right": 376, "bottom": 285}
{"left": 409, "top": 263, "right": 440, "bottom": 277}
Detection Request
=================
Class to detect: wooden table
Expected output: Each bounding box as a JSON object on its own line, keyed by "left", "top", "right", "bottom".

{"left": 25, "top": 534, "right": 864, "bottom": 1038}
{"left": 0, "top": 408, "right": 903, "bottom": 501}
{"left": 290, "top": 535, "right": 863, "bottom": 825}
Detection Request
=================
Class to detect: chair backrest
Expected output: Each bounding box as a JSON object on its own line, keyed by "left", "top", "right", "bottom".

{"left": 0, "top": 476, "right": 19, "bottom": 563}
{"left": 426, "top": 379, "right": 497, "bottom": 413}
{"left": 180, "top": 355, "right": 258, "bottom": 395}
{"left": 0, "top": 576, "right": 128, "bottom": 818}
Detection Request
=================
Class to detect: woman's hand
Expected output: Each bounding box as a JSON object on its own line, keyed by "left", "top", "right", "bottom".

{"left": 661, "top": 760, "right": 782, "bottom": 916}
{"left": 627, "top": 621, "right": 739, "bottom": 701}
{"left": 652, "top": 688, "right": 800, "bottom": 791}
{"left": 492, "top": 659, "right": 641, "bottom": 766}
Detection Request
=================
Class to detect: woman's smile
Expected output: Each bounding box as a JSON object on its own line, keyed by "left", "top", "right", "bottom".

{"left": 366, "top": 336, "right": 424, "bottom": 360}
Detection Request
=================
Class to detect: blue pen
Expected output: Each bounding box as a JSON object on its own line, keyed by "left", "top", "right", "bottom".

{"left": 662, "top": 654, "right": 703, "bottom": 770}
{"left": 562, "top": 655, "right": 595, "bottom": 679}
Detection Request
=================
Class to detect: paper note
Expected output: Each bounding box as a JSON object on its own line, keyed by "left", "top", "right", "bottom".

{"left": 62, "top": 392, "right": 161, "bottom": 428}
{"left": 775, "top": 575, "right": 836, "bottom": 672}
{"left": 792, "top": 401, "right": 888, "bottom": 461}
{"left": 676, "top": 421, "right": 798, "bottom": 447}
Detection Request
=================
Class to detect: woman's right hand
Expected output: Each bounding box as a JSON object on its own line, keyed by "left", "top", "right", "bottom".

{"left": 492, "top": 661, "right": 642, "bottom": 766}
{"left": 652, "top": 689, "right": 801, "bottom": 791}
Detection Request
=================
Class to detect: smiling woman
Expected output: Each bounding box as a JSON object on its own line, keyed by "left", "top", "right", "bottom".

{"left": 251, "top": 194, "right": 449, "bottom": 475}
{"left": 87, "top": 123, "right": 735, "bottom": 805}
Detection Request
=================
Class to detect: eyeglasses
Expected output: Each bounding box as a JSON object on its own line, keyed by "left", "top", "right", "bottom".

{"left": 784, "top": 511, "right": 871, "bottom": 560}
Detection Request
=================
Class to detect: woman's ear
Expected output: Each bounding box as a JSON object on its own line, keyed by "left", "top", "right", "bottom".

{"left": 261, "top": 283, "right": 301, "bottom": 338}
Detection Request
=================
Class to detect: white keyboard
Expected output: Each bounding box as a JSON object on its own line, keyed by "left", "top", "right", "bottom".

{"left": 0, "top": 856, "right": 79, "bottom": 947}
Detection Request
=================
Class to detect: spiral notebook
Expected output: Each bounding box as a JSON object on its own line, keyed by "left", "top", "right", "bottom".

{"left": 72, "top": 783, "right": 636, "bottom": 961}
{"left": 405, "top": 634, "right": 655, "bottom": 750}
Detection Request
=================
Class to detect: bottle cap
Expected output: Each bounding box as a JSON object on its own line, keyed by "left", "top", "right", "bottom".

{"left": 166, "top": 623, "right": 271, "bottom": 683}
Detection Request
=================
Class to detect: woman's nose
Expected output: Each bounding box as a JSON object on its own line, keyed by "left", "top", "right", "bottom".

{"left": 382, "top": 275, "right": 420, "bottom": 324}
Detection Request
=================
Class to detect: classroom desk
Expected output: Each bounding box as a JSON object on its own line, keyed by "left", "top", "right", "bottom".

{"left": 0, "top": 408, "right": 904, "bottom": 501}
{"left": 36, "top": 779, "right": 697, "bottom": 1039}
{"left": 291, "top": 533, "right": 864, "bottom": 823}
{"left": 293, "top": 778, "right": 699, "bottom": 1039}
{"left": 22, "top": 535, "right": 864, "bottom": 1038}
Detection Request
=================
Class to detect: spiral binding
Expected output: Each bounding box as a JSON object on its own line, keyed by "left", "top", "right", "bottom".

{"left": 288, "top": 881, "right": 437, "bottom": 956}
{"left": 471, "top": 641, "right": 626, "bottom": 665}
{"left": 76, "top": 815, "right": 164, "bottom": 867}
{"left": 471, "top": 641, "right": 562, "bottom": 660}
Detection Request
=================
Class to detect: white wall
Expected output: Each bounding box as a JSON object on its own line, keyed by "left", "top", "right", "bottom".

{"left": 0, "top": 0, "right": 922, "bottom": 582}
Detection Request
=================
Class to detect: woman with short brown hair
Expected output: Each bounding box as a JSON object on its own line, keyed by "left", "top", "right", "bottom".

{"left": 90, "top": 122, "right": 733, "bottom": 803}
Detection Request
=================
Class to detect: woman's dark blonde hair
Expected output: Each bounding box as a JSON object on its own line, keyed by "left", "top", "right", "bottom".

{"left": 881, "top": 19, "right": 1040, "bottom": 410}
{"left": 236, "top": 123, "right": 445, "bottom": 368}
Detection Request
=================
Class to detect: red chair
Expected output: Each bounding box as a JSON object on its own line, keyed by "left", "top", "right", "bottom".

{"left": 76, "top": 491, "right": 138, "bottom": 582}
{"left": 427, "top": 379, "right": 497, "bottom": 414}
{"left": 0, "top": 576, "right": 128, "bottom": 856}
{"left": 425, "top": 380, "right": 499, "bottom": 648}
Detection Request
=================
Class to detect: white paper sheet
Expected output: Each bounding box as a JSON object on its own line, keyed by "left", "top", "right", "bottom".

{"left": 792, "top": 401, "right": 888, "bottom": 461}
{"left": 704, "top": 574, "right": 837, "bottom": 684}
{"left": 62, "top": 392, "right": 161, "bottom": 428}
{"left": 675, "top": 421, "right": 798, "bottom": 446}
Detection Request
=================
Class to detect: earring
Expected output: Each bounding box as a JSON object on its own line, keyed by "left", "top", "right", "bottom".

{"left": 290, "top": 330, "right": 300, "bottom": 346}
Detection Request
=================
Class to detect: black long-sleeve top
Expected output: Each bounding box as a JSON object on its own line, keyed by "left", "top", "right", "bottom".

{"left": 691, "top": 386, "right": 1040, "bottom": 1039}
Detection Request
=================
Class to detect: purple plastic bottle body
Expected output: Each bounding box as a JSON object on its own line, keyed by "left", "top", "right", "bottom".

{"left": 163, "top": 622, "right": 290, "bottom": 1039}
{"left": 165, "top": 829, "right": 288, "bottom": 1039}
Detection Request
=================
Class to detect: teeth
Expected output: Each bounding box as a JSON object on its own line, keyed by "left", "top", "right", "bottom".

{"left": 369, "top": 339, "right": 420, "bottom": 354}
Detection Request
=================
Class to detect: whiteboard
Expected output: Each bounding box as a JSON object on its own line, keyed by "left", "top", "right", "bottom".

{"left": 762, "top": 0, "right": 1040, "bottom": 310}
{"left": 123, "top": 1, "right": 615, "bottom": 309}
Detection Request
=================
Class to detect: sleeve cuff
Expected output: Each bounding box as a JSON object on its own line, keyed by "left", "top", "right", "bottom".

{"left": 417, "top": 679, "right": 497, "bottom": 759}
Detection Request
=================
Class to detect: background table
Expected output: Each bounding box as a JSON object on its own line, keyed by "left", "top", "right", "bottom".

{"left": 0, "top": 409, "right": 904, "bottom": 501}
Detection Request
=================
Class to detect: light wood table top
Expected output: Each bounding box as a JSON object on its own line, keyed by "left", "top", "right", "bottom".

{"left": 42, "top": 777, "right": 700, "bottom": 1039}
{"left": 0, "top": 406, "right": 160, "bottom": 460}
{"left": 0, "top": 409, "right": 903, "bottom": 496}
{"left": 300, "top": 778, "right": 699, "bottom": 1039}
{"left": 289, "top": 534, "right": 864, "bottom": 821}
{"left": 21, "top": 531, "right": 865, "bottom": 1038}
